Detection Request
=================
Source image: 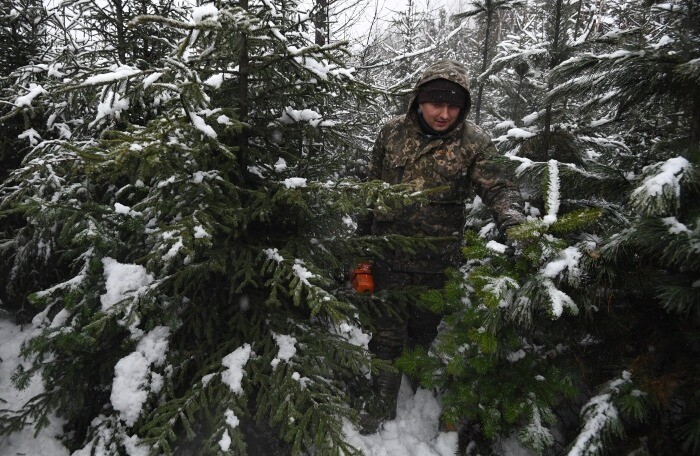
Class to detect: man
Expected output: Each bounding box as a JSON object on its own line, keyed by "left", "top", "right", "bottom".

{"left": 363, "top": 59, "right": 524, "bottom": 431}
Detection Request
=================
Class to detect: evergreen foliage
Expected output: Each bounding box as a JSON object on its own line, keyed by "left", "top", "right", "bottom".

{"left": 0, "top": 0, "right": 49, "bottom": 182}
{"left": 453, "top": 0, "right": 524, "bottom": 125}
{"left": 397, "top": 161, "right": 604, "bottom": 453}
{"left": 1, "top": 0, "right": 699, "bottom": 454}
{"left": 0, "top": 1, "right": 400, "bottom": 454}
{"left": 394, "top": 0, "right": 700, "bottom": 454}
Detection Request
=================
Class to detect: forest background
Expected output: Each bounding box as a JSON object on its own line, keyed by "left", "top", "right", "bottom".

{"left": 0, "top": 0, "right": 698, "bottom": 455}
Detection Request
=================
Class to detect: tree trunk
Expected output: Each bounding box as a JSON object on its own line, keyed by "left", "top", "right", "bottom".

{"left": 543, "top": 0, "right": 563, "bottom": 158}
{"left": 690, "top": 92, "right": 700, "bottom": 163}
{"left": 112, "top": 0, "right": 127, "bottom": 63}
{"left": 238, "top": 0, "right": 250, "bottom": 168}
{"left": 513, "top": 74, "right": 524, "bottom": 124}
{"left": 474, "top": 5, "right": 493, "bottom": 125}
{"left": 314, "top": 0, "right": 328, "bottom": 45}
{"left": 573, "top": 0, "right": 583, "bottom": 41}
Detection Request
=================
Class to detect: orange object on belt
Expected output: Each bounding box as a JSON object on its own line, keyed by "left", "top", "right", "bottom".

{"left": 351, "top": 261, "right": 375, "bottom": 294}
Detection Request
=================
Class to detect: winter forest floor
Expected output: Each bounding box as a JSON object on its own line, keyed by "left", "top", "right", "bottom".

{"left": 0, "top": 317, "right": 461, "bottom": 456}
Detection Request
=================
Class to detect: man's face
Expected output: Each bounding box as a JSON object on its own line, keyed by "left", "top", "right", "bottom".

{"left": 419, "top": 102, "right": 461, "bottom": 132}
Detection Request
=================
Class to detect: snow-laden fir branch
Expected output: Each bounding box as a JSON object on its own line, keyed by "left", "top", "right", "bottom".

{"left": 630, "top": 156, "right": 692, "bottom": 215}
{"left": 544, "top": 160, "right": 560, "bottom": 225}
{"left": 568, "top": 371, "right": 632, "bottom": 456}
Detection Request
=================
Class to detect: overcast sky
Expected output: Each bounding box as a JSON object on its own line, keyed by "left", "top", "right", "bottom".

{"left": 335, "top": 0, "right": 471, "bottom": 44}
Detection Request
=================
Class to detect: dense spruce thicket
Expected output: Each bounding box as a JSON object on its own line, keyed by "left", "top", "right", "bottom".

{"left": 1, "top": 0, "right": 698, "bottom": 454}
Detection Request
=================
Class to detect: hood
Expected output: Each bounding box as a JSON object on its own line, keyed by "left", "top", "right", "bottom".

{"left": 408, "top": 59, "right": 472, "bottom": 116}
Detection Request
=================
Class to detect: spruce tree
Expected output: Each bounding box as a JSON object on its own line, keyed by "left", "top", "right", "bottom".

{"left": 0, "top": 0, "right": 185, "bottom": 315}
{"left": 0, "top": 0, "right": 52, "bottom": 314}
{"left": 397, "top": 156, "right": 621, "bottom": 454}
{"left": 0, "top": 1, "right": 397, "bottom": 454}
{"left": 453, "top": 0, "right": 524, "bottom": 125}
{"left": 398, "top": 0, "right": 699, "bottom": 454}
{"left": 548, "top": 0, "right": 700, "bottom": 453}
{"left": 0, "top": 0, "right": 49, "bottom": 182}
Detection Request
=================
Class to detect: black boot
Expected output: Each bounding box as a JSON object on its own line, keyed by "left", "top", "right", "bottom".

{"left": 359, "top": 368, "right": 402, "bottom": 434}
{"left": 373, "top": 368, "right": 402, "bottom": 421}
{"left": 360, "top": 316, "right": 405, "bottom": 434}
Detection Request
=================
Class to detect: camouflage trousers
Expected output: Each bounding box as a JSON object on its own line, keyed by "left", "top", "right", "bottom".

{"left": 363, "top": 258, "right": 448, "bottom": 429}
{"left": 370, "top": 263, "right": 447, "bottom": 358}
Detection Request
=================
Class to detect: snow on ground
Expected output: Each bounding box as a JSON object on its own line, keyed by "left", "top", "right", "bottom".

{"left": 0, "top": 318, "right": 69, "bottom": 456}
{"left": 0, "top": 317, "right": 456, "bottom": 456}
{"left": 344, "top": 378, "right": 458, "bottom": 456}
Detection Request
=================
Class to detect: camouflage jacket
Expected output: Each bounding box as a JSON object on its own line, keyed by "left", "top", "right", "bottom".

{"left": 369, "top": 60, "right": 524, "bottom": 244}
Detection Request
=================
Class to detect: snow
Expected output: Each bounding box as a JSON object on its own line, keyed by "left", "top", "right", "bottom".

{"left": 507, "top": 127, "right": 535, "bottom": 139}
{"left": 219, "top": 430, "right": 232, "bottom": 451}
{"left": 507, "top": 349, "right": 527, "bottom": 362}
{"left": 0, "top": 318, "right": 459, "bottom": 456}
{"left": 189, "top": 111, "right": 217, "bottom": 138}
{"left": 483, "top": 277, "right": 519, "bottom": 308}
{"left": 274, "top": 157, "right": 288, "bottom": 172}
{"left": 142, "top": 72, "right": 162, "bottom": 89}
{"left": 225, "top": 408, "right": 240, "bottom": 428}
{"left": 542, "top": 278, "right": 578, "bottom": 318}
{"left": 34, "top": 250, "right": 92, "bottom": 300}
{"left": 277, "top": 107, "right": 336, "bottom": 127}
{"left": 486, "top": 240, "right": 508, "bottom": 253}
{"left": 520, "top": 403, "right": 554, "bottom": 450}
{"left": 521, "top": 111, "right": 539, "bottom": 125}
{"left": 292, "top": 260, "right": 315, "bottom": 285}
{"left": 290, "top": 55, "right": 354, "bottom": 82}
{"left": 203, "top": 73, "right": 226, "bottom": 88}
{"left": 344, "top": 378, "right": 458, "bottom": 456}
{"left": 494, "top": 120, "right": 516, "bottom": 130}
{"left": 114, "top": 202, "right": 141, "bottom": 216}
{"left": 633, "top": 156, "right": 690, "bottom": 199}
{"left": 192, "top": 4, "right": 219, "bottom": 23}
{"left": 342, "top": 215, "right": 358, "bottom": 231}
{"left": 218, "top": 408, "right": 244, "bottom": 451}
{"left": 193, "top": 225, "right": 210, "bottom": 238}
{"left": 18, "top": 128, "right": 42, "bottom": 146}
{"left": 652, "top": 35, "right": 674, "bottom": 49}
{"left": 494, "top": 127, "right": 536, "bottom": 142}
{"left": 543, "top": 160, "right": 560, "bottom": 225}
{"left": 100, "top": 257, "right": 154, "bottom": 312}
{"left": 589, "top": 116, "right": 614, "bottom": 128}
{"left": 217, "top": 114, "right": 233, "bottom": 125}
{"left": 190, "top": 170, "right": 218, "bottom": 184}
{"left": 0, "top": 319, "right": 69, "bottom": 456}
{"left": 509, "top": 155, "right": 534, "bottom": 175}
{"left": 111, "top": 327, "right": 170, "bottom": 426}
{"left": 662, "top": 216, "right": 690, "bottom": 234}
{"left": 265, "top": 247, "right": 284, "bottom": 263}
{"left": 162, "top": 236, "right": 184, "bottom": 260}
{"left": 598, "top": 50, "right": 637, "bottom": 60}
{"left": 14, "top": 83, "right": 47, "bottom": 107}
{"left": 271, "top": 333, "right": 297, "bottom": 368}
{"left": 334, "top": 321, "right": 371, "bottom": 348}
{"left": 92, "top": 90, "right": 130, "bottom": 126}
{"left": 261, "top": 0, "right": 281, "bottom": 17}
{"left": 81, "top": 65, "right": 141, "bottom": 86}
{"left": 542, "top": 247, "right": 582, "bottom": 279}
{"left": 567, "top": 372, "right": 631, "bottom": 456}
{"left": 284, "top": 177, "right": 307, "bottom": 188}
{"left": 221, "top": 344, "right": 252, "bottom": 395}
{"left": 478, "top": 222, "right": 496, "bottom": 238}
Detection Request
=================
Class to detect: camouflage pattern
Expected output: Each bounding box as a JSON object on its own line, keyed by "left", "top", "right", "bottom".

{"left": 370, "top": 59, "right": 525, "bottom": 273}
